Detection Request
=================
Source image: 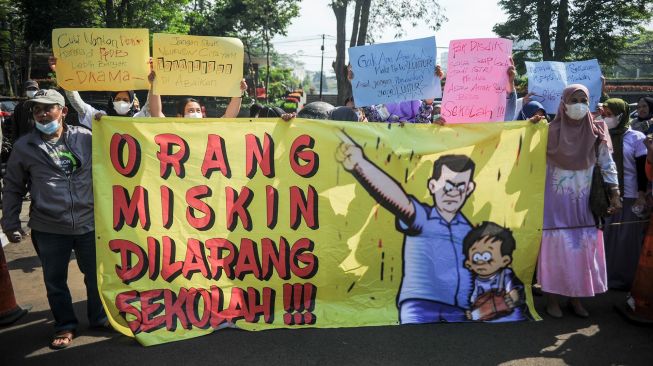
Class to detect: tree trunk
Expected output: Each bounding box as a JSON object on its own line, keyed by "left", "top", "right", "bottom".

{"left": 26, "top": 43, "right": 33, "bottom": 80}
{"left": 332, "top": 1, "right": 348, "bottom": 105}
{"left": 105, "top": 0, "right": 115, "bottom": 27}
{"left": 350, "top": 0, "right": 362, "bottom": 48}
{"left": 553, "top": 0, "right": 570, "bottom": 61}
{"left": 265, "top": 30, "right": 271, "bottom": 104}
{"left": 356, "top": 0, "right": 371, "bottom": 46}
{"left": 536, "top": 0, "right": 553, "bottom": 60}
{"left": 117, "top": 0, "right": 129, "bottom": 27}
{"left": 3, "top": 62, "right": 14, "bottom": 97}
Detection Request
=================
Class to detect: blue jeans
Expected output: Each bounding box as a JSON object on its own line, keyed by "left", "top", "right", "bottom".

{"left": 32, "top": 230, "right": 107, "bottom": 331}
{"left": 399, "top": 299, "right": 467, "bottom": 323}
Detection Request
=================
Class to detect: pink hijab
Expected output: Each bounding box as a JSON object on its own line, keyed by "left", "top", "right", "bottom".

{"left": 547, "top": 84, "right": 612, "bottom": 170}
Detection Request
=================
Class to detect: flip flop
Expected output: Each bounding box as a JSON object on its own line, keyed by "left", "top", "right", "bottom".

{"left": 50, "top": 330, "right": 75, "bottom": 350}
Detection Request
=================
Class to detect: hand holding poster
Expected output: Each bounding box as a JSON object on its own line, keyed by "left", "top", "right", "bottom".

{"left": 441, "top": 38, "right": 513, "bottom": 123}
{"left": 152, "top": 34, "right": 244, "bottom": 97}
{"left": 525, "top": 59, "right": 602, "bottom": 113}
{"left": 94, "top": 117, "right": 546, "bottom": 346}
{"left": 348, "top": 37, "right": 440, "bottom": 107}
{"left": 52, "top": 28, "right": 150, "bottom": 91}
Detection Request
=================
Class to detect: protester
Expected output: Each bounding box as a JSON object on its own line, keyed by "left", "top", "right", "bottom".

{"left": 249, "top": 103, "right": 285, "bottom": 118}
{"left": 631, "top": 97, "right": 653, "bottom": 134}
{"left": 538, "top": 84, "right": 621, "bottom": 318}
{"left": 347, "top": 64, "right": 439, "bottom": 124}
{"left": 48, "top": 57, "right": 151, "bottom": 126}
{"left": 330, "top": 106, "right": 365, "bottom": 122}
{"left": 601, "top": 98, "right": 648, "bottom": 290}
{"left": 1, "top": 89, "right": 106, "bottom": 349}
{"left": 625, "top": 134, "right": 653, "bottom": 321}
{"left": 296, "top": 101, "right": 335, "bottom": 120}
{"left": 364, "top": 100, "right": 434, "bottom": 123}
{"left": 149, "top": 76, "right": 247, "bottom": 119}
{"left": 517, "top": 100, "right": 548, "bottom": 122}
{"left": 429, "top": 60, "right": 518, "bottom": 125}
{"left": 9, "top": 79, "right": 40, "bottom": 142}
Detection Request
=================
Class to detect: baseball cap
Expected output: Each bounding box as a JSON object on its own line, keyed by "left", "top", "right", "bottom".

{"left": 24, "top": 80, "right": 39, "bottom": 90}
{"left": 28, "top": 89, "right": 65, "bottom": 107}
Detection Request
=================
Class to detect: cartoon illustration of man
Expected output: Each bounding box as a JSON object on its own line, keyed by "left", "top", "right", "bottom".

{"left": 462, "top": 221, "right": 528, "bottom": 322}
{"left": 335, "top": 133, "right": 476, "bottom": 323}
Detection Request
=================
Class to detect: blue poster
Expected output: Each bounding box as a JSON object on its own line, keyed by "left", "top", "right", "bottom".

{"left": 525, "top": 59, "right": 602, "bottom": 113}
{"left": 348, "top": 37, "right": 440, "bottom": 107}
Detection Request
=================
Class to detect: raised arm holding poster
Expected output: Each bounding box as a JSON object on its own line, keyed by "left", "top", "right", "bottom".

{"left": 348, "top": 37, "right": 440, "bottom": 107}
{"left": 52, "top": 28, "right": 150, "bottom": 91}
{"left": 525, "top": 59, "right": 603, "bottom": 114}
{"left": 152, "top": 33, "right": 244, "bottom": 97}
{"left": 441, "top": 38, "right": 513, "bottom": 123}
{"left": 94, "top": 117, "right": 547, "bottom": 346}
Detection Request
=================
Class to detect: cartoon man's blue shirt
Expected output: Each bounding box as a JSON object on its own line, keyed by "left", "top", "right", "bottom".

{"left": 396, "top": 195, "right": 473, "bottom": 309}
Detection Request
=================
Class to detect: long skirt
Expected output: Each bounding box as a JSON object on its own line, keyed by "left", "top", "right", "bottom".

{"left": 603, "top": 198, "right": 647, "bottom": 290}
{"left": 538, "top": 165, "right": 608, "bottom": 297}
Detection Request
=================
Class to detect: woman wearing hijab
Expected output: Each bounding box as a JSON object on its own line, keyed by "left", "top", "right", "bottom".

{"left": 539, "top": 84, "right": 621, "bottom": 318}
{"left": 602, "top": 98, "right": 648, "bottom": 290}
{"left": 630, "top": 97, "right": 653, "bottom": 134}
{"left": 518, "top": 101, "right": 547, "bottom": 121}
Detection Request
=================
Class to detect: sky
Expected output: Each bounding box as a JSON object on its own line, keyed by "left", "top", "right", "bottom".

{"left": 271, "top": 0, "right": 508, "bottom": 74}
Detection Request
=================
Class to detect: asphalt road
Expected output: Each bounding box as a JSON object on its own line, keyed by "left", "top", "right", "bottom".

{"left": 1, "top": 202, "right": 652, "bottom": 365}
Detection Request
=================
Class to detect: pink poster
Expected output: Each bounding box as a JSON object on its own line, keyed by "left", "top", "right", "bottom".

{"left": 442, "top": 38, "right": 513, "bottom": 123}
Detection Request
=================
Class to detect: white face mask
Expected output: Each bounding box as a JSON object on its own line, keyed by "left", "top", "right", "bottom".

{"left": 26, "top": 90, "right": 37, "bottom": 99}
{"left": 604, "top": 114, "right": 622, "bottom": 129}
{"left": 113, "top": 101, "right": 132, "bottom": 115}
{"left": 565, "top": 103, "right": 589, "bottom": 120}
{"left": 35, "top": 118, "right": 60, "bottom": 135}
{"left": 184, "top": 112, "right": 203, "bottom": 119}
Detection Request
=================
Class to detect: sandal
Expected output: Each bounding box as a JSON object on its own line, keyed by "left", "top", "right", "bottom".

{"left": 50, "top": 330, "right": 75, "bottom": 350}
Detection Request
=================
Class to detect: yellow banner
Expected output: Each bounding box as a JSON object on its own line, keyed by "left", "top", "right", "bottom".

{"left": 152, "top": 34, "right": 244, "bottom": 97}
{"left": 52, "top": 28, "right": 150, "bottom": 91}
{"left": 93, "top": 117, "right": 547, "bottom": 346}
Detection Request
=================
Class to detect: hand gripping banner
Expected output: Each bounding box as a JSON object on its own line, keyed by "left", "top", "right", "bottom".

{"left": 93, "top": 117, "right": 548, "bottom": 345}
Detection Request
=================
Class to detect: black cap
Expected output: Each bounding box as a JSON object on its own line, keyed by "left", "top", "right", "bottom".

{"left": 24, "top": 80, "right": 39, "bottom": 90}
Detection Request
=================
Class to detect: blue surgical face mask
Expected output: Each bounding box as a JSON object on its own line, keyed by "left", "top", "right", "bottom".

{"left": 35, "top": 119, "right": 60, "bottom": 135}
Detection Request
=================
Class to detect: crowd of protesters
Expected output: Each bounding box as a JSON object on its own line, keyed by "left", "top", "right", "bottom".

{"left": 1, "top": 47, "right": 652, "bottom": 351}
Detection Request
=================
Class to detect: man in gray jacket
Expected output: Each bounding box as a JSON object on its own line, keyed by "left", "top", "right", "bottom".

{"left": 1, "top": 89, "right": 106, "bottom": 349}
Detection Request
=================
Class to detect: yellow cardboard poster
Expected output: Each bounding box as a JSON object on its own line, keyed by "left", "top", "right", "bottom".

{"left": 52, "top": 28, "right": 150, "bottom": 91}
{"left": 152, "top": 33, "right": 244, "bottom": 97}
{"left": 93, "top": 117, "right": 547, "bottom": 346}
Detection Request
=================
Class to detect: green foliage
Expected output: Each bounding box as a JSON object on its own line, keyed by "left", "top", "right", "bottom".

{"left": 367, "top": 0, "right": 447, "bottom": 41}
{"left": 607, "top": 30, "right": 653, "bottom": 78}
{"left": 494, "top": 0, "right": 653, "bottom": 67}
{"left": 259, "top": 66, "right": 302, "bottom": 101}
{"left": 0, "top": 0, "right": 302, "bottom": 96}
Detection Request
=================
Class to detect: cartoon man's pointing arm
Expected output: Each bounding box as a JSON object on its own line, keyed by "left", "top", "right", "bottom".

{"left": 335, "top": 132, "right": 415, "bottom": 224}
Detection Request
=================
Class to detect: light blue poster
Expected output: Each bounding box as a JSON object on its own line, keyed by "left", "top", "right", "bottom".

{"left": 348, "top": 37, "right": 440, "bottom": 107}
{"left": 525, "top": 59, "right": 602, "bottom": 113}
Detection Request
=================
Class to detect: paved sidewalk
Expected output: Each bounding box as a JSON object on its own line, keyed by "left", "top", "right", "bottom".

{"left": 1, "top": 201, "right": 653, "bottom": 365}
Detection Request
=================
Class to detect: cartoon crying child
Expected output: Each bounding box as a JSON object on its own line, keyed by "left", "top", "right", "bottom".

{"left": 462, "top": 221, "right": 529, "bottom": 322}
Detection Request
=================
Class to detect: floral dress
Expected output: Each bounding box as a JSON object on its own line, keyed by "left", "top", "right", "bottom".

{"left": 538, "top": 142, "right": 618, "bottom": 297}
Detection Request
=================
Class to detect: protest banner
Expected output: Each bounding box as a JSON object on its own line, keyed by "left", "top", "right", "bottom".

{"left": 441, "top": 38, "right": 513, "bottom": 123}
{"left": 94, "top": 117, "right": 547, "bottom": 346}
{"left": 52, "top": 28, "right": 150, "bottom": 91}
{"left": 348, "top": 37, "right": 440, "bottom": 107}
{"left": 525, "top": 59, "right": 603, "bottom": 113}
{"left": 152, "top": 34, "right": 244, "bottom": 97}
